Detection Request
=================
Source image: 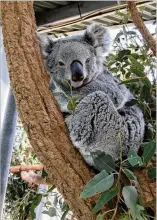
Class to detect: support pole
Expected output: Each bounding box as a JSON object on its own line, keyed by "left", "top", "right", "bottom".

{"left": 0, "top": 89, "right": 18, "bottom": 219}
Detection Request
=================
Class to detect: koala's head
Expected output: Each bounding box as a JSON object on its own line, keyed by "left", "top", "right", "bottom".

{"left": 39, "top": 23, "right": 110, "bottom": 89}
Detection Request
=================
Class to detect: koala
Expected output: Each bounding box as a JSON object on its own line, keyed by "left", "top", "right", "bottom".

{"left": 39, "top": 23, "right": 145, "bottom": 167}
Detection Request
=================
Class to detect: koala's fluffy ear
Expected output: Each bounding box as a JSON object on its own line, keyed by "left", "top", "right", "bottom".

{"left": 84, "top": 23, "right": 110, "bottom": 56}
{"left": 37, "top": 33, "right": 54, "bottom": 58}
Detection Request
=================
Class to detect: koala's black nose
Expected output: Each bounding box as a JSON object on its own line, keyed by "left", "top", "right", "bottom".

{"left": 71, "top": 61, "right": 84, "bottom": 82}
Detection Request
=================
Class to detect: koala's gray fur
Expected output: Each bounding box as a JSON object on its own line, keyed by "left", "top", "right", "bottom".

{"left": 39, "top": 23, "right": 145, "bottom": 167}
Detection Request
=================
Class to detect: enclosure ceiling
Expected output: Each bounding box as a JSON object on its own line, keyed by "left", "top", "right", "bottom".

{"left": 34, "top": 1, "right": 156, "bottom": 36}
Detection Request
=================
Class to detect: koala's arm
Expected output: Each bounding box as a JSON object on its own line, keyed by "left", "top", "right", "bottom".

{"left": 65, "top": 91, "right": 144, "bottom": 166}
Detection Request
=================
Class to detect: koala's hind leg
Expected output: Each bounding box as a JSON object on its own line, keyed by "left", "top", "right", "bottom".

{"left": 66, "top": 91, "right": 144, "bottom": 164}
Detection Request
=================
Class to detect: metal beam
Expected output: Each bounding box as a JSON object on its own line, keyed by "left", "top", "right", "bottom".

{"left": 0, "top": 27, "right": 18, "bottom": 218}
{"left": 35, "top": 1, "right": 117, "bottom": 26}
{"left": 0, "top": 89, "right": 17, "bottom": 219}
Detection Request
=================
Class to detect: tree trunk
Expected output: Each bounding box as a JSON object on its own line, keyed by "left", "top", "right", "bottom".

{"left": 1, "top": 2, "right": 96, "bottom": 219}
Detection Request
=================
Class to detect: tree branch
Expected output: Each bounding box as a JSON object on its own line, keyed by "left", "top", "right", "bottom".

{"left": 10, "top": 164, "right": 44, "bottom": 173}
{"left": 127, "top": 1, "right": 156, "bottom": 56}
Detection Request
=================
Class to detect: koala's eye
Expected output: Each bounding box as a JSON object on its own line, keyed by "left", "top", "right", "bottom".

{"left": 86, "top": 58, "right": 90, "bottom": 64}
{"left": 58, "top": 60, "right": 65, "bottom": 66}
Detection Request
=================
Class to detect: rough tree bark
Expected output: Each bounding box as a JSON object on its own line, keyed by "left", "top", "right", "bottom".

{"left": 127, "top": 1, "right": 156, "bottom": 56}
{"left": 1, "top": 2, "right": 96, "bottom": 220}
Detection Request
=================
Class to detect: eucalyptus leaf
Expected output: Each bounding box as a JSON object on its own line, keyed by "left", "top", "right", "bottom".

{"left": 47, "top": 185, "right": 56, "bottom": 193}
{"left": 142, "top": 77, "right": 152, "bottom": 88}
{"left": 92, "top": 186, "right": 118, "bottom": 214}
{"left": 30, "top": 194, "right": 42, "bottom": 219}
{"left": 67, "top": 99, "right": 76, "bottom": 111}
{"left": 96, "top": 213, "right": 104, "bottom": 220}
{"left": 127, "top": 151, "right": 143, "bottom": 166}
{"left": 118, "top": 49, "right": 131, "bottom": 60}
{"left": 67, "top": 97, "right": 80, "bottom": 111}
{"left": 129, "top": 56, "right": 145, "bottom": 77}
{"left": 147, "top": 167, "right": 156, "bottom": 179}
{"left": 41, "top": 169, "right": 48, "bottom": 178}
{"left": 125, "top": 99, "right": 138, "bottom": 107}
{"left": 46, "top": 201, "right": 52, "bottom": 206}
{"left": 122, "top": 169, "right": 137, "bottom": 181}
{"left": 143, "top": 140, "right": 156, "bottom": 164}
{"left": 130, "top": 53, "right": 139, "bottom": 59}
{"left": 120, "top": 77, "right": 143, "bottom": 85}
{"left": 135, "top": 204, "right": 145, "bottom": 220}
{"left": 140, "top": 85, "right": 150, "bottom": 102}
{"left": 92, "top": 152, "right": 115, "bottom": 173}
{"left": 120, "top": 213, "right": 133, "bottom": 220}
{"left": 61, "top": 206, "right": 69, "bottom": 220}
{"left": 42, "top": 207, "right": 56, "bottom": 217}
{"left": 80, "top": 170, "right": 114, "bottom": 198}
{"left": 122, "top": 186, "right": 137, "bottom": 220}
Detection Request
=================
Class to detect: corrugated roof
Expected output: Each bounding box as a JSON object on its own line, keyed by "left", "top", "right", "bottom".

{"left": 34, "top": 1, "right": 156, "bottom": 36}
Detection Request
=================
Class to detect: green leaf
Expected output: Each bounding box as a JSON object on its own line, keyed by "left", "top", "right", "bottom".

{"left": 125, "top": 99, "right": 138, "bottom": 107}
{"left": 80, "top": 170, "right": 114, "bottom": 198}
{"left": 61, "top": 206, "right": 69, "bottom": 220}
{"left": 142, "top": 77, "right": 152, "bottom": 88}
{"left": 135, "top": 204, "right": 145, "bottom": 220}
{"left": 96, "top": 213, "right": 104, "bottom": 220}
{"left": 30, "top": 194, "right": 42, "bottom": 219}
{"left": 92, "top": 152, "right": 115, "bottom": 173}
{"left": 41, "top": 169, "right": 48, "bottom": 178}
{"left": 140, "top": 85, "right": 150, "bottom": 102}
{"left": 67, "top": 96, "right": 80, "bottom": 111}
{"left": 61, "top": 201, "right": 69, "bottom": 212}
{"left": 127, "top": 151, "right": 143, "bottom": 166}
{"left": 42, "top": 207, "right": 56, "bottom": 217}
{"left": 122, "top": 169, "right": 137, "bottom": 181}
{"left": 130, "top": 53, "right": 139, "bottom": 59}
{"left": 47, "top": 185, "right": 56, "bottom": 193}
{"left": 147, "top": 167, "right": 156, "bottom": 179}
{"left": 92, "top": 186, "right": 118, "bottom": 214}
{"left": 120, "top": 213, "right": 133, "bottom": 220}
{"left": 120, "top": 77, "right": 143, "bottom": 85}
{"left": 122, "top": 186, "right": 138, "bottom": 220}
{"left": 129, "top": 56, "right": 145, "bottom": 77}
{"left": 143, "top": 140, "right": 156, "bottom": 164}
{"left": 46, "top": 201, "right": 52, "bottom": 206}
{"left": 117, "top": 49, "right": 131, "bottom": 60}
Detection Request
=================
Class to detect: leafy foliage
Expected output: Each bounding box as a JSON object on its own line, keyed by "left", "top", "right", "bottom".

{"left": 122, "top": 186, "right": 138, "bottom": 220}
{"left": 80, "top": 170, "right": 114, "bottom": 198}
{"left": 142, "top": 140, "right": 156, "bottom": 164}
{"left": 92, "top": 186, "right": 118, "bottom": 214}
{"left": 81, "top": 24, "right": 156, "bottom": 219}
{"left": 4, "top": 123, "right": 71, "bottom": 220}
{"left": 127, "top": 151, "right": 143, "bottom": 166}
{"left": 147, "top": 167, "right": 156, "bottom": 180}
{"left": 5, "top": 173, "right": 38, "bottom": 220}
